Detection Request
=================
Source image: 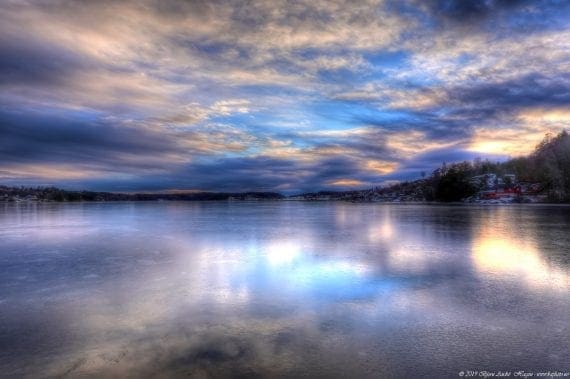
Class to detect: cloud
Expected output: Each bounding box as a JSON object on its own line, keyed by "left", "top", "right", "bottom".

{"left": 0, "top": 109, "right": 262, "bottom": 180}
{"left": 0, "top": 0, "right": 569, "bottom": 191}
{"left": 0, "top": 36, "right": 88, "bottom": 86}
{"left": 418, "top": 0, "right": 531, "bottom": 23}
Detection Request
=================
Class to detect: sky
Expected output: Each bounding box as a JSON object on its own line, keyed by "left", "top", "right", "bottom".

{"left": 1, "top": 0, "right": 569, "bottom": 194}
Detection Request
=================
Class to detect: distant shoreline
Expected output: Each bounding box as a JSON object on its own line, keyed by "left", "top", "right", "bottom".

{"left": 2, "top": 185, "right": 569, "bottom": 204}
{"left": 2, "top": 198, "right": 569, "bottom": 205}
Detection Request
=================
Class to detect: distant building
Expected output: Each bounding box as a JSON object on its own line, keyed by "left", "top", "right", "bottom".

{"left": 470, "top": 174, "right": 497, "bottom": 190}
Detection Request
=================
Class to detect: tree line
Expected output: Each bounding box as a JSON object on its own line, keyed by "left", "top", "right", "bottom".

{"left": 424, "top": 130, "right": 570, "bottom": 202}
{"left": 0, "top": 186, "right": 284, "bottom": 202}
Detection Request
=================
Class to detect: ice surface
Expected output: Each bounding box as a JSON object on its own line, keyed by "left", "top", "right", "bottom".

{"left": 0, "top": 202, "right": 569, "bottom": 377}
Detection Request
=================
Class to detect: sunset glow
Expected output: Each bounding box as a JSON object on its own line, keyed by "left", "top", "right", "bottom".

{"left": 1, "top": 1, "right": 569, "bottom": 192}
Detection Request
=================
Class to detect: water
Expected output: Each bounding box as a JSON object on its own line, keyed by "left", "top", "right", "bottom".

{"left": 0, "top": 202, "right": 568, "bottom": 378}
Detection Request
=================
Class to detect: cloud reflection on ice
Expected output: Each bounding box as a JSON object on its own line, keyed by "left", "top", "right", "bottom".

{"left": 472, "top": 222, "right": 569, "bottom": 292}
{"left": 0, "top": 202, "right": 568, "bottom": 377}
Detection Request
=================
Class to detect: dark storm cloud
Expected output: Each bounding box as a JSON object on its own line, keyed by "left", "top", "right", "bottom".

{"left": 0, "top": 110, "right": 182, "bottom": 169}
{"left": 74, "top": 156, "right": 304, "bottom": 192}
{"left": 421, "top": 0, "right": 530, "bottom": 22}
{"left": 437, "top": 73, "right": 570, "bottom": 136}
{"left": 385, "top": 0, "right": 570, "bottom": 45}
{"left": 0, "top": 37, "right": 88, "bottom": 86}
{"left": 171, "top": 155, "right": 385, "bottom": 193}
{"left": 305, "top": 157, "right": 360, "bottom": 181}
{"left": 62, "top": 153, "right": 376, "bottom": 193}
{"left": 451, "top": 73, "right": 570, "bottom": 110}
{"left": 351, "top": 72, "right": 570, "bottom": 145}
{"left": 356, "top": 111, "right": 471, "bottom": 141}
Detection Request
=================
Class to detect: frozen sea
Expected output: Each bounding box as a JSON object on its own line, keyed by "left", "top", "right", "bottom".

{"left": 0, "top": 201, "right": 569, "bottom": 378}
